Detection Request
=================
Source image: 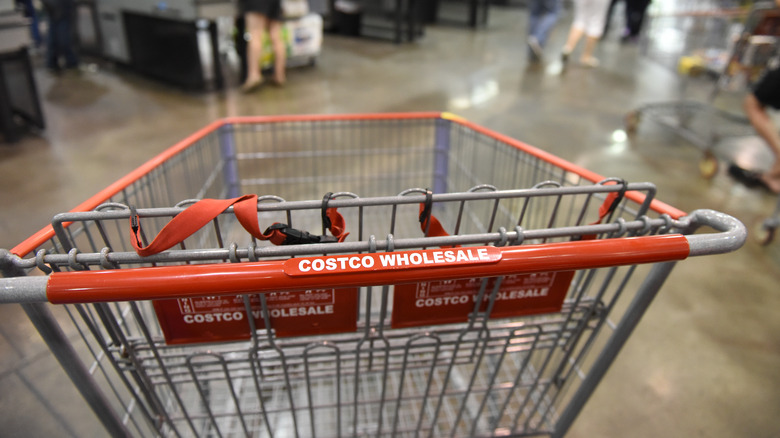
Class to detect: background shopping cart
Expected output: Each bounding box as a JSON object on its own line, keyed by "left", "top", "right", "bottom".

{"left": 1, "top": 114, "right": 745, "bottom": 437}
{"left": 755, "top": 195, "right": 780, "bottom": 243}
{"left": 627, "top": 2, "right": 780, "bottom": 178}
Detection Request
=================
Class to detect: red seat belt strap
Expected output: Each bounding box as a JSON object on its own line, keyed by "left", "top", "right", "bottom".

{"left": 130, "top": 194, "right": 348, "bottom": 257}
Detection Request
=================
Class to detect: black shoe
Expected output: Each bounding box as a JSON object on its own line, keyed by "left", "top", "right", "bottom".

{"left": 728, "top": 163, "right": 770, "bottom": 190}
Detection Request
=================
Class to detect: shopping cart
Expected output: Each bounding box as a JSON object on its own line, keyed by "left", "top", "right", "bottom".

{"left": 626, "top": 3, "right": 780, "bottom": 178}
{"left": 0, "top": 113, "right": 745, "bottom": 438}
{"left": 755, "top": 195, "right": 780, "bottom": 244}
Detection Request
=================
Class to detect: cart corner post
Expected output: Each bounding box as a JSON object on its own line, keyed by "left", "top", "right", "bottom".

{"left": 550, "top": 261, "right": 678, "bottom": 438}
{"left": 219, "top": 122, "right": 241, "bottom": 199}
{"left": 433, "top": 116, "right": 452, "bottom": 194}
{"left": 19, "top": 302, "right": 133, "bottom": 438}
{"left": 1, "top": 253, "right": 131, "bottom": 438}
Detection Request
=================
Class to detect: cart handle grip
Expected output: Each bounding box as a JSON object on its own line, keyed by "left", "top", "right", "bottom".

{"left": 685, "top": 209, "right": 746, "bottom": 257}
{"left": 0, "top": 209, "right": 745, "bottom": 304}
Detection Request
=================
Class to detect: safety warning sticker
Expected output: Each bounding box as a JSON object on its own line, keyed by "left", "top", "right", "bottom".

{"left": 153, "top": 288, "right": 359, "bottom": 345}
{"left": 391, "top": 271, "right": 574, "bottom": 328}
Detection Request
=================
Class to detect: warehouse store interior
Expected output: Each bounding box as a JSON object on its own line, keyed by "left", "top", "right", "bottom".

{"left": 1, "top": 0, "right": 780, "bottom": 436}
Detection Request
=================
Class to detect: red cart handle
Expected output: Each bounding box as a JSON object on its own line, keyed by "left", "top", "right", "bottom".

{"left": 130, "top": 194, "right": 348, "bottom": 257}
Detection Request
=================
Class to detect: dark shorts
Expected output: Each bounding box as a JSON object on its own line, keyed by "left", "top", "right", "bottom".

{"left": 242, "top": 0, "right": 283, "bottom": 21}
{"left": 753, "top": 67, "right": 780, "bottom": 110}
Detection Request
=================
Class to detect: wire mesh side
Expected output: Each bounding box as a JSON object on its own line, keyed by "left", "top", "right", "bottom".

{"left": 119, "top": 307, "right": 606, "bottom": 437}
{"left": 30, "top": 183, "right": 655, "bottom": 274}
{"left": 14, "top": 116, "right": 618, "bottom": 266}
{"left": 75, "top": 255, "right": 647, "bottom": 438}
{"left": 12, "top": 183, "right": 680, "bottom": 437}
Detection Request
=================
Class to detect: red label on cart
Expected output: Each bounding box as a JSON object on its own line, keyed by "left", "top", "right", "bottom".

{"left": 391, "top": 271, "right": 574, "bottom": 328}
{"left": 283, "top": 247, "right": 501, "bottom": 276}
{"left": 153, "top": 288, "right": 359, "bottom": 345}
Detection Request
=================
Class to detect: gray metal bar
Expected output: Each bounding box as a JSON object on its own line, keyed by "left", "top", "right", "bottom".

{"left": 216, "top": 353, "right": 251, "bottom": 438}
{"left": 352, "top": 285, "right": 374, "bottom": 437}
{"left": 374, "top": 285, "right": 392, "bottom": 437}
{"left": 551, "top": 261, "right": 678, "bottom": 438}
{"left": 0, "top": 275, "right": 47, "bottom": 302}
{"left": 20, "top": 302, "right": 132, "bottom": 438}
{"left": 129, "top": 302, "right": 199, "bottom": 436}
{"left": 4, "top": 220, "right": 647, "bottom": 266}
{"left": 65, "top": 304, "right": 158, "bottom": 436}
{"left": 685, "top": 209, "right": 746, "bottom": 256}
{"left": 248, "top": 346, "right": 274, "bottom": 437}
{"left": 55, "top": 183, "right": 658, "bottom": 219}
{"left": 304, "top": 343, "right": 342, "bottom": 438}
{"left": 77, "top": 302, "right": 177, "bottom": 437}
{"left": 185, "top": 354, "right": 225, "bottom": 438}
{"left": 258, "top": 293, "right": 301, "bottom": 438}
{"left": 449, "top": 326, "right": 491, "bottom": 437}
{"left": 391, "top": 333, "right": 440, "bottom": 437}
{"left": 535, "top": 266, "right": 630, "bottom": 428}
{"left": 481, "top": 326, "right": 542, "bottom": 435}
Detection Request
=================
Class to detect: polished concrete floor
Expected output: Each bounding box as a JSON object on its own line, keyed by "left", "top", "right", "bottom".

{"left": 2, "top": 2, "right": 780, "bottom": 437}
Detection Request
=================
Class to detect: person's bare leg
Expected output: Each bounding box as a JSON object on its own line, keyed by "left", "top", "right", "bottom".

{"left": 744, "top": 93, "right": 780, "bottom": 193}
{"left": 562, "top": 26, "right": 584, "bottom": 54}
{"left": 269, "top": 20, "right": 286, "bottom": 85}
{"left": 581, "top": 35, "right": 600, "bottom": 66}
{"left": 242, "top": 12, "right": 266, "bottom": 91}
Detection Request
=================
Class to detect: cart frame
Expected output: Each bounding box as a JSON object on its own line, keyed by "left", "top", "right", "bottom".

{"left": 0, "top": 113, "right": 745, "bottom": 438}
